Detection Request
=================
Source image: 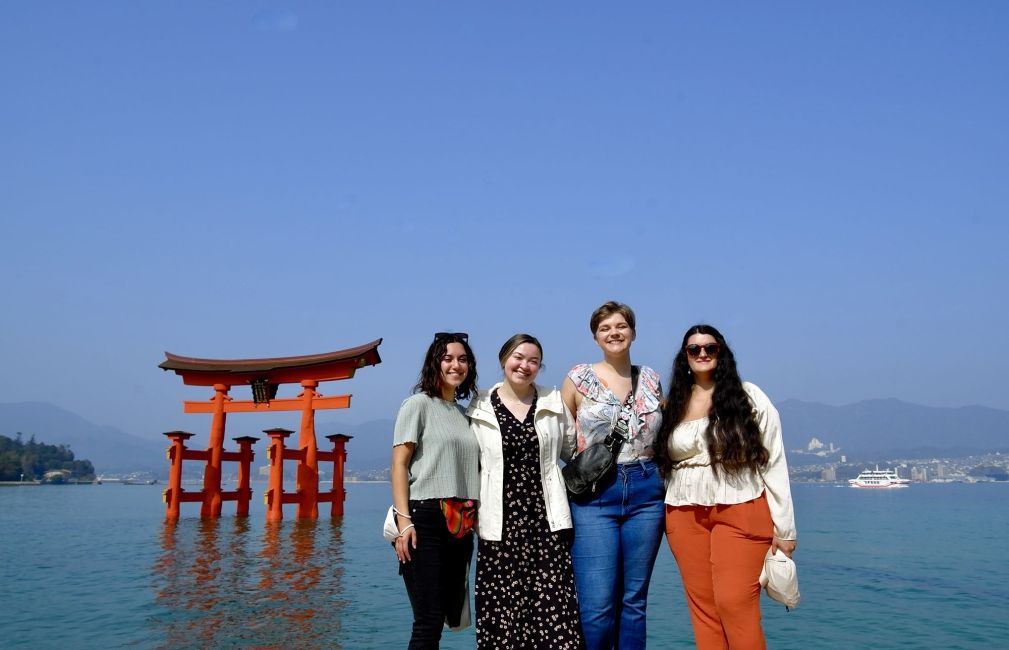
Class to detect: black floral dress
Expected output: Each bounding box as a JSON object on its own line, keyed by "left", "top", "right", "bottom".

{"left": 475, "top": 389, "right": 584, "bottom": 649}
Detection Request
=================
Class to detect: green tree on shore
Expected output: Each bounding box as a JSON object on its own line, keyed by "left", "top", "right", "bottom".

{"left": 0, "top": 433, "right": 96, "bottom": 481}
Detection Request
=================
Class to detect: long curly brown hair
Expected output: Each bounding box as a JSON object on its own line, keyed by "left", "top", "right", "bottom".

{"left": 654, "top": 324, "right": 768, "bottom": 478}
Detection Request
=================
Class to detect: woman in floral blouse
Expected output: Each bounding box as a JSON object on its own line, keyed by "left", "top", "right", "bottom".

{"left": 561, "top": 302, "right": 665, "bottom": 650}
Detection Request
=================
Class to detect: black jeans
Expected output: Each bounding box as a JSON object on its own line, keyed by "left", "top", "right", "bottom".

{"left": 400, "top": 500, "right": 474, "bottom": 649}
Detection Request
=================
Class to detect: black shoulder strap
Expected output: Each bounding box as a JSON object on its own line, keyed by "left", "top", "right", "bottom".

{"left": 607, "top": 367, "right": 640, "bottom": 448}
{"left": 621, "top": 366, "right": 639, "bottom": 409}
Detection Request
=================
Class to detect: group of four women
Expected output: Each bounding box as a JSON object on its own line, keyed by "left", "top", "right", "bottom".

{"left": 391, "top": 302, "right": 797, "bottom": 650}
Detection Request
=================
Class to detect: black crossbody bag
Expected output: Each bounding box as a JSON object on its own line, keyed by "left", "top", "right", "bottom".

{"left": 562, "top": 366, "right": 639, "bottom": 500}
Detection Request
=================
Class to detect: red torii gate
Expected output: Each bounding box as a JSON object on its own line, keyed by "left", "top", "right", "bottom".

{"left": 159, "top": 339, "right": 382, "bottom": 520}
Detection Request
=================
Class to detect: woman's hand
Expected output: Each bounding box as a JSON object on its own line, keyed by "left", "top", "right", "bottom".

{"left": 390, "top": 443, "right": 416, "bottom": 562}
{"left": 771, "top": 537, "right": 796, "bottom": 558}
{"left": 395, "top": 525, "right": 417, "bottom": 563}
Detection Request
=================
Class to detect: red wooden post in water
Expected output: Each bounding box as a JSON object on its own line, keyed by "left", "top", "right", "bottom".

{"left": 264, "top": 428, "right": 293, "bottom": 522}
{"left": 163, "top": 431, "right": 195, "bottom": 520}
{"left": 202, "top": 384, "right": 231, "bottom": 518}
{"left": 319, "top": 434, "right": 353, "bottom": 517}
{"left": 158, "top": 340, "right": 383, "bottom": 519}
{"left": 228, "top": 436, "right": 259, "bottom": 517}
{"left": 296, "top": 380, "right": 320, "bottom": 519}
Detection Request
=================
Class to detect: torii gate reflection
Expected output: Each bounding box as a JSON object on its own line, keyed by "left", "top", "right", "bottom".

{"left": 158, "top": 339, "right": 382, "bottom": 520}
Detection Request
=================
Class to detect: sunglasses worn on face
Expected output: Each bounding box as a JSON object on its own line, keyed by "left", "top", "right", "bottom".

{"left": 434, "top": 331, "right": 469, "bottom": 343}
{"left": 685, "top": 343, "right": 720, "bottom": 358}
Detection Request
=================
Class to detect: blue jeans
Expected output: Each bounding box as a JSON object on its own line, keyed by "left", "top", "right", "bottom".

{"left": 570, "top": 459, "right": 665, "bottom": 650}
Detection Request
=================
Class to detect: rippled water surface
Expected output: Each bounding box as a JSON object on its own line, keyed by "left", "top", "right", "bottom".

{"left": 2, "top": 482, "right": 1007, "bottom": 648}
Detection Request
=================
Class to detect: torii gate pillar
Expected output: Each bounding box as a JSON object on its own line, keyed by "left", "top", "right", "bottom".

{"left": 326, "top": 434, "right": 352, "bottom": 517}
{"left": 202, "top": 384, "right": 230, "bottom": 518}
{"left": 296, "top": 380, "right": 320, "bottom": 519}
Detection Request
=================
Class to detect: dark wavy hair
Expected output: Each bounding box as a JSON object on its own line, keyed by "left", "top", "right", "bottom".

{"left": 654, "top": 324, "right": 768, "bottom": 478}
{"left": 413, "top": 333, "right": 478, "bottom": 401}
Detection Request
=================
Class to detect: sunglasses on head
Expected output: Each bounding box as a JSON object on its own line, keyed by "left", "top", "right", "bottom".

{"left": 434, "top": 332, "right": 469, "bottom": 343}
{"left": 685, "top": 343, "right": 720, "bottom": 358}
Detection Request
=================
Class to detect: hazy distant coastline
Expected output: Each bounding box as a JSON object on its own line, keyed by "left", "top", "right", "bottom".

{"left": 2, "top": 398, "right": 1007, "bottom": 479}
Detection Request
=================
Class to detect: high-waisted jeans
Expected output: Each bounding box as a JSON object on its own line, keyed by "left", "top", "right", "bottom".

{"left": 570, "top": 459, "right": 666, "bottom": 650}
{"left": 399, "top": 500, "right": 474, "bottom": 649}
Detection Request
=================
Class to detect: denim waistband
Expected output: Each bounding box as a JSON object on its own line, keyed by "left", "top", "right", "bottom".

{"left": 617, "top": 457, "right": 658, "bottom": 476}
{"left": 618, "top": 457, "right": 655, "bottom": 466}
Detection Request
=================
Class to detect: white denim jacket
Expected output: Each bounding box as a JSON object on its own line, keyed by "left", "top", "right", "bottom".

{"left": 467, "top": 383, "right": 576, "bottom": 541}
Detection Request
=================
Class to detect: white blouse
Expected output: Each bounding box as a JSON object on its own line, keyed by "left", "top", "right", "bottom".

{"left": 664, "top": 382, "right": 796, "bottom": 540}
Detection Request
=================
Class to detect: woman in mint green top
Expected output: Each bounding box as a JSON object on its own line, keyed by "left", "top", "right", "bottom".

{"left": 391, "top": 332, "right": 480, "bottom": 649}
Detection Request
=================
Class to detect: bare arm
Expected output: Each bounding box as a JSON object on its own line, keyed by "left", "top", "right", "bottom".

{"left": 391, "top": 442, "right": 417, "bottom": 562}
{"left": 560, "top": 377, "right": 581, "bottom": 459}
{"left": 559, "top": 399, "right": 577, "bottom": 462}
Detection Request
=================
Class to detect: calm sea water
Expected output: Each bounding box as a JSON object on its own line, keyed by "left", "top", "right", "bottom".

{"left": 1, "top": 482, "right": 1007, "bottom": 649}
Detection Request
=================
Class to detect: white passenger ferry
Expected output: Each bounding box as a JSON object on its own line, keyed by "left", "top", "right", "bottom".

{"left": 848, "top": 466, "right": 910, "bottom": 489}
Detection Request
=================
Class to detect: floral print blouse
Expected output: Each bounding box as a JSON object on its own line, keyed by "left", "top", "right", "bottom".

{"left": 567, "top": 364, "right": 663, "bottom": 464}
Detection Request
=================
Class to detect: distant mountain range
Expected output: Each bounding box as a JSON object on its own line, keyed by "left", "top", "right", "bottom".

{"left": 315, "top": 417, "right": 396, "bottom": 470}
{"left": 2, "top": 398, "right": 1007, "bottom": 474}
{"left": 777, "top": 398, "right": 1009, "bottom": 459}
{"left": 0, "top": 402, "right": 400, "bottom": 475}
{"left": 0, "top": 402, "right": 167, "bottom": 474}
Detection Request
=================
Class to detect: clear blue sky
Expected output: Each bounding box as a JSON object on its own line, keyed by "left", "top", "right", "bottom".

{"left": 2, "top": 2, "right": 1008, "bottom": 440}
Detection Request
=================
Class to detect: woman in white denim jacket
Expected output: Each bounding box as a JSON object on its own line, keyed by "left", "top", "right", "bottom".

{"left": 467, "top": 333, "right": 583, "bottom": 649}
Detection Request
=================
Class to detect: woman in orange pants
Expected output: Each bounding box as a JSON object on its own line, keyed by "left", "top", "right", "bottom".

{"left": 655, "top": 325, "right": 796, "bottom": 649}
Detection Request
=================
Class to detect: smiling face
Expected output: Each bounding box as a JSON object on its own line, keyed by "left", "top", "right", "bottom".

{"left": 593, "top": 312, "right": 635, "bottom": 357}
{"left": 685, "top": 332, "right": 719, "bottom": 377}
{"left": 502, "top": 342, "right": 542, "bottom": 389}
{"left": 439, "top": 342, "right": 470, "bottom": 399}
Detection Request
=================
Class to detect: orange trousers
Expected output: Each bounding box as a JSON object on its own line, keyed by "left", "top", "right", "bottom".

{"left": 665, "top": 493, "right": 773, "bottom": 650}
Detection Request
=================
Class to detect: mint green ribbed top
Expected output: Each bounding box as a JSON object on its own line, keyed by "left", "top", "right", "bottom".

{"left": 393, "top": 393, "right": 480, "bottom": 501}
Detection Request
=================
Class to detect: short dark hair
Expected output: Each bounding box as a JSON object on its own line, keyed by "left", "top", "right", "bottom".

{"left": 413, "top": 333, "right": 478, "bottom": 400}
{"left": 497, "top": 333, "right": 543, "bottom": 367}
{"left": 589, "top": 301, "right": 636, "bottom": 334}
